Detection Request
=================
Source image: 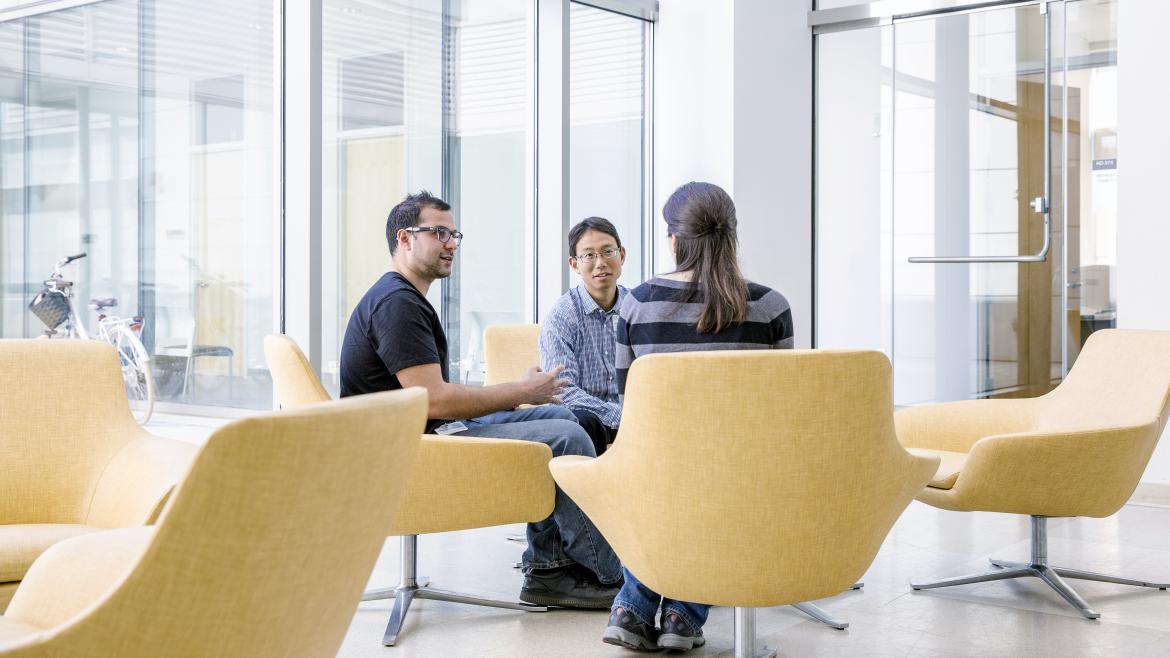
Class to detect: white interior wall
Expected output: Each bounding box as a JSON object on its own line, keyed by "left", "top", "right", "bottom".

{"left": 654, "top": 0, "right": 812, "bottom": 347}
{"left": 1118, "top": 1, "right": 1170, "bottom": 486}
{"left": 653, "top": 0, "right": 734, "bottom": 274}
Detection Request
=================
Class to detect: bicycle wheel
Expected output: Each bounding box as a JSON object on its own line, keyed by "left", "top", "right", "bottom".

{"left": 107, "top": 324, "right": 156, "bottom": 425}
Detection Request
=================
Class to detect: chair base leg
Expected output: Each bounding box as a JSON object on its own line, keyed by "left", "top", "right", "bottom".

{"left": 790, "top": 602, "right": 849, "bottom": 630}
{"left": 364, "top": 580, "right": 549, "bottom": 646}
{"left": 363, "top": 536, "right": 549, "bottom": 646}
{"left": 382, "top": 587, "right": 415, "bottom": 646}
{"left": 1035, "top": 565, "right": 1100, "bottom": 619}
{"left": 991, "top": 558, "right": 1170, "bottom": 590}
{"left": 789, "top": 582, "right": 861, "bottom": 630}
{"left": 912, "top": 564, "right": 1101, "bottom": 619}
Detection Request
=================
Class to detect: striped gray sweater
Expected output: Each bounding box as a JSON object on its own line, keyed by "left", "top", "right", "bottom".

{"left": 615, "top": 276, "right": 794, "bottom": 397}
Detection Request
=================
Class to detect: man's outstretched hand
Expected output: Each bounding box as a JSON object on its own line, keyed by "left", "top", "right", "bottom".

{"left": 518, "top": 364, "right": 569, "bottom": 405}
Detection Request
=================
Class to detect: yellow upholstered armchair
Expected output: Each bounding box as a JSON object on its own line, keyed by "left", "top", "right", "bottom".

{"left": 550, "top": 350, "right": 938, "bottom": 657}
{"left": 900, "top": 329, "right": 1170, "bottom": 619}
{"left": 488, "top": 322, "right": 864, "bottom": 630}
{"left": 263, "top": 334, "right": 555, "bottom": 646}
{"left": 0, "top": 340, "right": 198, "bottom": 611}
{"left": 0, "top": 388, "right": 425, "bottom": 657}
{"left": 483, "top": 323, "right": 541, "bottom": 385}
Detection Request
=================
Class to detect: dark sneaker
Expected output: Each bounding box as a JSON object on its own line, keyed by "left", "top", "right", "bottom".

{"left": 602, "top": 606, "right": 659, "bottom": 651}
{"left": 520, "top": 566, "right": 619, "bottom": 609}
{"left": 657, "top": 611, "right": 705, "bottom": 652}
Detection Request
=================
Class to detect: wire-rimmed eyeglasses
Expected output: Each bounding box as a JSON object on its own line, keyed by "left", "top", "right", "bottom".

{"left": 573, "top": 247, "right": 620, "bottom": 263}
{"left": 406, "top": 226, "right": 463, "bottom": 245}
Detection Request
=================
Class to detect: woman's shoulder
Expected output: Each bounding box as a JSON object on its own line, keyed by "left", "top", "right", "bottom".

{"left": 745, "top": 281, "right": 791, "bottom": 307}
{"left": 628, "top": 276, "right": 686, "bottom": 299}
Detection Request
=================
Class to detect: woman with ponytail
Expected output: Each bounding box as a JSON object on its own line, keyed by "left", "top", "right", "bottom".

{"left": 601, "top": 182, "right": 794, "bottom": 652}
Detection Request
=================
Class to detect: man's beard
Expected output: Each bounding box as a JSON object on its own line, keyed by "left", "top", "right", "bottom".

{"left": 422, "top": 257, "right": 452, "bottom": 280}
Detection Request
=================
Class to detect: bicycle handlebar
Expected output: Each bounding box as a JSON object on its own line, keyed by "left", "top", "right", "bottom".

{"left": 52, "top": 252, "right": 87, "bottom": 272}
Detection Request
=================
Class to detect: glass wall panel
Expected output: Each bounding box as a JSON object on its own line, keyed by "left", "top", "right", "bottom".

{"left": 0, "top": 0, "right": 277, "bottom": 410}
{"left": 320, "top": 0, "right": 442, "bottom": 395}
{"left": 0, "top": 22, "right": 25, "bottom": 337}
{"left": 147, "top": 0, "right": 276, "bottom": 409}
{"left": 569, "top": 2, "right": 645, "bottom": 287}
{"left": 445, "top": 0, "right": 531, "bottom": 385}
{"left": 4, "top": 0, "right": 651, "bottom": 408}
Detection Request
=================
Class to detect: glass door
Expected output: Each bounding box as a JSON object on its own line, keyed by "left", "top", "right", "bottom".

{"left": 815, "top": 0, "right": 1119, "bottom": 407}
{"left": 892, "top": 4, "right": 1058, "bottom": 404}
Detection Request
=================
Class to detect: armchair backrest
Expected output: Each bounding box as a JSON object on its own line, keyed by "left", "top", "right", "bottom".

{"left": 6, "top": 389, "right": 426, "bottom": 658}
{"left": 1041, "top": 329, "right": 1170, "bottom": 433}
{"left": 593, "top": 350, "right": 935, "bottom": 607}
{"left": 264, "top": 334, "right": 331, "bottom": 407}
{"left": 483, "top": 324, "right": 540, "bottom": 386}
{"left": 0, "top": 340, "right": 143, "bottom": 524}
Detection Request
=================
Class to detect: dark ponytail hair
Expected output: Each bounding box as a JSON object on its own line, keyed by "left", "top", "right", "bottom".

{"left": 663, "top": 181, "right": 748, "bottom": 333}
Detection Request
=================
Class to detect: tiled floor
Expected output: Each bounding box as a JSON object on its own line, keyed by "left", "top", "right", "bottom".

{"left": 337, "top": 504, "right": 1170, "bottom": 657}
{"left": 144, "top": 416, "right": 1170, "bottom": 657}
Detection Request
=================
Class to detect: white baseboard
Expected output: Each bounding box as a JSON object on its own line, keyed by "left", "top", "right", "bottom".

{"left": 1129, "top": 482, "right": 1170, "bottom": 508}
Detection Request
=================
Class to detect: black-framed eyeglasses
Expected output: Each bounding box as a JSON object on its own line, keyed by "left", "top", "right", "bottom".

{"left": 406, "top": 226, "right": 463, "bottom": 245}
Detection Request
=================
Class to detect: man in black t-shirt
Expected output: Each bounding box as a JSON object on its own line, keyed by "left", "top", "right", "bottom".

{"left": 340, "top": 191, "right": 621, "bottom": 609}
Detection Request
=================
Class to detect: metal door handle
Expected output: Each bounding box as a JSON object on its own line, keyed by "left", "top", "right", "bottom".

{"left": 909, "top": 3, "right": 1052, "bottom": 265}
{"left": 908, "top": 197, "right": 1049, "bottom": 263}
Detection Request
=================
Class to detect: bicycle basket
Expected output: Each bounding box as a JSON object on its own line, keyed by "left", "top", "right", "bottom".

{"left": 29, "top": 289, "right": 70, "bottom": 330}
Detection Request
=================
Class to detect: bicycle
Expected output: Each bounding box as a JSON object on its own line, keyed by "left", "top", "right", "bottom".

{"left": 28, "top": 252, "right": 155, "bottom": 424}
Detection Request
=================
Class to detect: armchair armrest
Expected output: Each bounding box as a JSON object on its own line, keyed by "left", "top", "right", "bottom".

{"left": 86, "top": 435, "right": 200, "bottom": 528}
{"left": 4, "top": 527, "right": 154, "bottom": 632}
{"left": 941, "top": 422, "right": 1159, "bottom": 517}
{"left": 894, "top": 399, "right": 1038, "bottom": 453}
{"left": 388, "top": 434, "right": 555, "bottom": 536}
{"left": 548, "top": 453, "right": 634, "bottom": 559}
{"left": 546, "top": 454, "right": 600, "bottom": 498}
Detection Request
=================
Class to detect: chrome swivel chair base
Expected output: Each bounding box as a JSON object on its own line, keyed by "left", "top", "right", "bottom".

{"left": 363, "top": 535, "right": 548, "bottom": 646}
{"left": 911, "top": 516, "right": 1169, "bottom": 620}
{"left": 790, "top": 582, "right": 862, "bottom": 630}
{"left": 734, "top": 607, "right": 777, "bottom": 658}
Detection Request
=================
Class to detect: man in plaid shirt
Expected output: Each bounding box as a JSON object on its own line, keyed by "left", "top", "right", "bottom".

{"left": 539, "top": 217, "right": 629, "bottom": 455}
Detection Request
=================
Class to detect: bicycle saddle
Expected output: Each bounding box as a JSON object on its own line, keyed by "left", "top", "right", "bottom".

{"left": 90, "top": 297, "right": 118, "bottom": 310}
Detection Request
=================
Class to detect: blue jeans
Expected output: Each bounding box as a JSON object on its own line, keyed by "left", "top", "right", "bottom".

{"left": 614, "top": 567, "right": 711, "bottom": 633}
{"left": 459, "top": 406, "right": 622, "bottom": 585}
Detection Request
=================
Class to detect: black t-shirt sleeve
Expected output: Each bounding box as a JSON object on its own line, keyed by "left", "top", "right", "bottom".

{"left": 369, "top": 293, "right": 442, "bottom": 376}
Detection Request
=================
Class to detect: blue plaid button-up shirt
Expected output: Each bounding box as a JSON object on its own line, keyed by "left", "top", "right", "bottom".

{"left": 539, "top": 284, "right": 629, "bottom": 429}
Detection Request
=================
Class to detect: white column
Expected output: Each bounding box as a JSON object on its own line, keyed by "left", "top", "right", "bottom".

{"left": 283, "top": 0, "right": 323, "bottom": 371}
